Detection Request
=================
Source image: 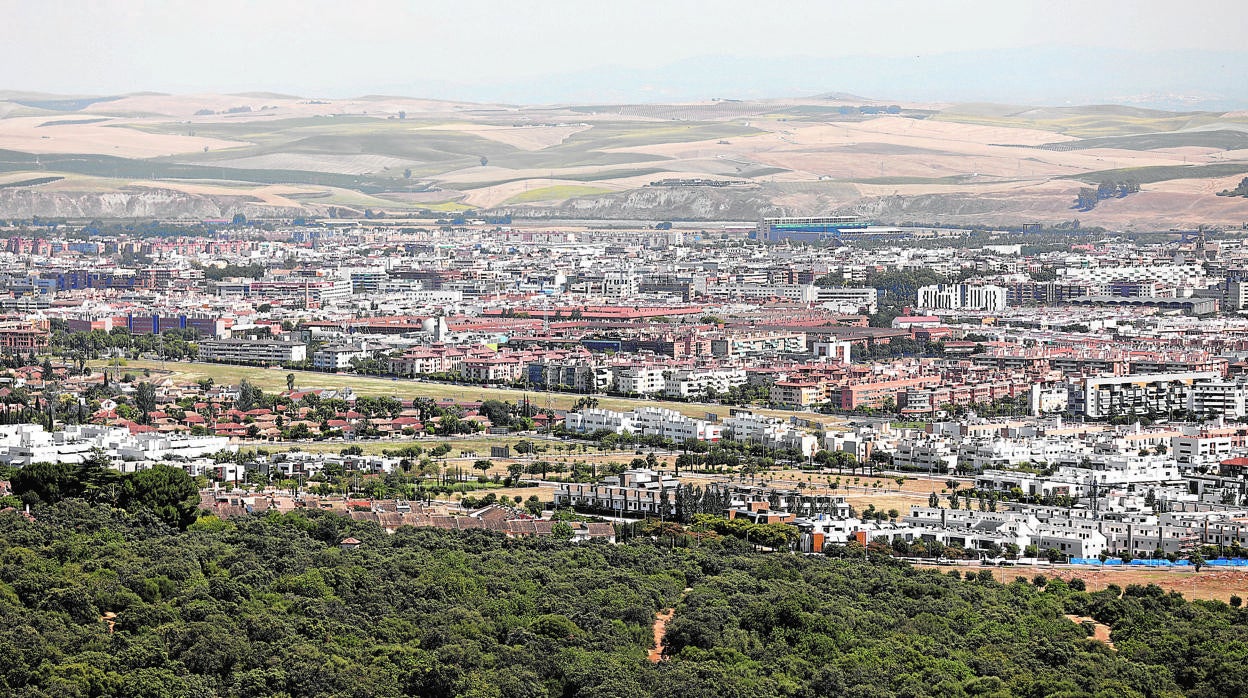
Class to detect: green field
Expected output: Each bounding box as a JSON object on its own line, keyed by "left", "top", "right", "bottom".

{"left": 103, "top": 359, "right": 842, "bottom": 425}
{"left": 1061, "top": 162, "right": 1248, "bottom": 185}
{"left": 504, "top": 184, "right": 613, "bottom": 204}
{"left": 934, "top": 104, "right": 1244, "bottom": 138}
{"left": 1036, "top": 129, "right": 1248, "bottom": 152}
{"left": 451, "top": 167, "right": 668, "bottom": 191}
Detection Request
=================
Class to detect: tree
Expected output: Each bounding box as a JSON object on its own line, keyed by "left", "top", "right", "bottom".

{"left": 11, "top": 461, "right": 79, "bottom": 505}
{"left": 135, "top": 381, "right": 157, "bottom": 425}
{"left": 235, "top": 379, "right": 264, "bottom": 412}
{"left": 478, "top": 400, "right": 513, "bottom": 428}
{"left": 1190, "top": 552, "right": 1206, "bottom": 572}
{"left": 551, "top": 521, "right": 574, "bottom": 541}
{"left": 472, "top": 460, "right": 494, "bottom": 477}
{"left": 123, "top": 465, "right": 201, "bottom": 529}
{"left": 928, "top": 491, "right": 939, "bottom": 508}
{"left": 286, "top": 373, "right": 296, "bottom": 392}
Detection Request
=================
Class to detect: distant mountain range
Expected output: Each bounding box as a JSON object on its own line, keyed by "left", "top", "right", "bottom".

{"left": 369, "top": 47, "right": 1247, "bottom": 111}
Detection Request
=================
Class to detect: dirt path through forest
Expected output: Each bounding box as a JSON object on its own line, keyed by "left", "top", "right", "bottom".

{"left": 648, "top": 587, "right": 692, "bottom": 662}
{"left": 1066, "top": 615, "right": 1115, "bottom": 650}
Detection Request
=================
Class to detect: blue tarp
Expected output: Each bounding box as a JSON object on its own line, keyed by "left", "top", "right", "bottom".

{"left": 1207, "top": 558, "right": 1248, "bottom": 567}
{"left": 1070, "top": 558, "right": 1195, "bottom": 567}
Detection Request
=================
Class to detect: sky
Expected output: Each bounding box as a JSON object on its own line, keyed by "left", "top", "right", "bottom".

{"left": 5, "top": 0, "right": 1246, "bottom": 105}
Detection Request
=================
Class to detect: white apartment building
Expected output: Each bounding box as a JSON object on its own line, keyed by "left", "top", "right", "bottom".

{"left": 723, "top": 412, "right": 818, "bottom": 457}
{"left": 1187, "top": 379, "right": 1248, "bottom": 419}
{"left": 705, "top": 283, "right": 819, "bottom": 303}
{"left": 632, "top": 407, "right": 723, "bottom": 442}
{"left": 662, "top": 368, "right": 747, "bottom": 399}
{"left": 198, "top": 338, "right": 308, "bottom": 365}
{"left": 955, "top": 437, "right": 1092, "bottom": 471}
{"left": 890, "top": 436, "right": 957, "bottom": 473}
{"left": 312, "top": 344, "right": 375, "bottom": 371}
{"left": 1029, "top": 383, "right": 1070, "bottom": 415}
{"left": 814, "top": 287, "right": 878, "bottom": 313}
{"left": 811, "top": 340, "right": 853, "bottom": 364}
{"left": 614, "top": 365, "right": 668, "bottom": 396}
{"left": 564, "top": 407, "right": 722, "bottom": 443}
{"left": 1073, "top": 371, "right": 1220, "bottom": 419}
{"left": 569, "top": 272, "right": 638, "bottom": 298}
{"left": 1172, "top": 434, "right": 1236, "bottom": 466}
{"left": 0, "top": 424, "right": 233, "bottom": 466}
{"left": 916, "top": 284, "right": 1007, "bottom": 312}
{"left": 565, "top": 408, "right": 637, "bottom": 434}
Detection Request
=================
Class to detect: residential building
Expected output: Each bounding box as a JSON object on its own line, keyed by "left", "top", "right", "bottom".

{"left": 198, "top": 338, "right": 307, "bottom": 365}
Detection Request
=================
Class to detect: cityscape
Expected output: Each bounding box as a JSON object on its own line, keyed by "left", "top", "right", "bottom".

{"left": 3, "top": 2, "right": 1248, "bottom": 696}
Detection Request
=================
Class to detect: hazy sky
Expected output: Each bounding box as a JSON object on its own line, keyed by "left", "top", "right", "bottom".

{"left": 6, "top": 0, "right": 1245, "bottom": 101}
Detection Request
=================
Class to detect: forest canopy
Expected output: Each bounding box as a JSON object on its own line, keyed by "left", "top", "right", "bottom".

{"left": 0, "top": 501, "right": 1245, "bottom": 697}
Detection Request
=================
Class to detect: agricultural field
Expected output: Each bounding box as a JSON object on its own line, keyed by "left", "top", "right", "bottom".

{"left": 503, "top": 184, "right": 614, "bottom": 204}
{"left": 4, "top": 91, "right": 1248, "bottom": 226}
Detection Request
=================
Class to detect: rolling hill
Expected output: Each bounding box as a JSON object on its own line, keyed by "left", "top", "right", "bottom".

{"left": 1, "top": 92, "right": 1247, "bottom": 229}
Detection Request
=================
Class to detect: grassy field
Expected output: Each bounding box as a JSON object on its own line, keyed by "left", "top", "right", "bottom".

{"left": 504, "top": 184, "right": 613, "bottom": 203}
{"left": 932, "top": 105, "right": 1241, "bottom": 138}
{"left": 1061, "top": 162, "right": 1248, "bottom": 185}
{"left": 106, "top": 359, "right": 840, "bottom": 424}
{"left": 1037, "top": 129, "right": 1248, "bottom": 152}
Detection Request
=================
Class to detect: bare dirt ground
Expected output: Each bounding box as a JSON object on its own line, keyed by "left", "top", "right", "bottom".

{"left": 126, "top": 181, "right": 313, "bottom": 207}
{"left": 648, "top": 608, "right": 675, "bottom": 663}
{"left": 1066, "top": 615, "right": 1115, "bottom": 649}
{"left": 931, "top": 564, "right": 1248, "bottom": 603}
{"left": 648, "top": 587, "right": 690, "bottom": 663}
{"left": 0, "top": 116, "right": 243, "bottom": 157}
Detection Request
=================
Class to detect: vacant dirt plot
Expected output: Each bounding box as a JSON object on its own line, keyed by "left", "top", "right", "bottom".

{"left": 932, "top": 564, "right": 1248, "bottom": 603}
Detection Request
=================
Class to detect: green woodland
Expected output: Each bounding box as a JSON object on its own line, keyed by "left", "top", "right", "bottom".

{"left": 2, "top": 507, "right": 1248, "bottom": 697}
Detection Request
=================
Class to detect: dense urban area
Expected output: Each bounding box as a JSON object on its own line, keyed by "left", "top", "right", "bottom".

{"left": 5, "top": 212, "right": 1248, "bottom": 696}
